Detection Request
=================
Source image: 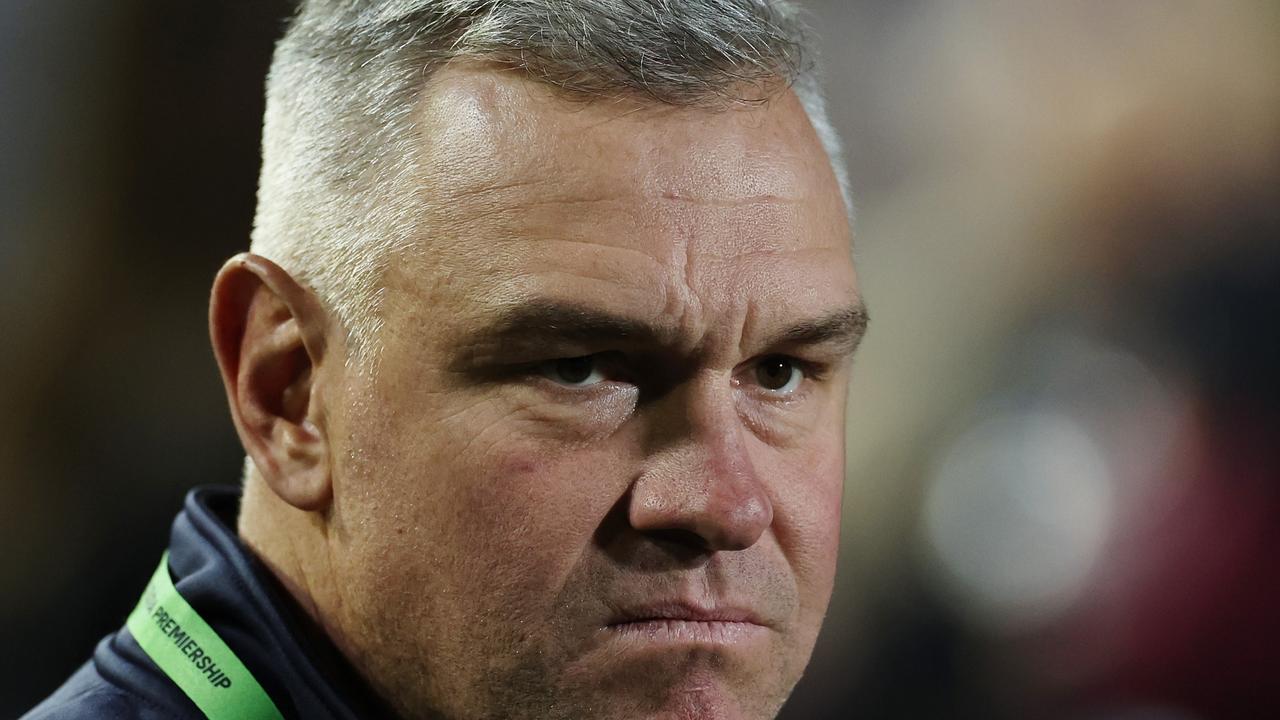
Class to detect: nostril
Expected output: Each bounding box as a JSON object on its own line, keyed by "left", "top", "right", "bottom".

{"left": 647, "top": 527, "right": 711, "bottom": 553}
{"left": 715, "top": 526, "right": 761, "bottom": 553}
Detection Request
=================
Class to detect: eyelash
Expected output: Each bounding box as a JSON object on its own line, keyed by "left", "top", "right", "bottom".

{"left": 526, "top": 353, "right": 830, "bottom": 398}
{"left": 786, "top": 357, "right": 829, "bottom": 383}
{"left": 748, "top": 357, "right": 827, "bottom": 404}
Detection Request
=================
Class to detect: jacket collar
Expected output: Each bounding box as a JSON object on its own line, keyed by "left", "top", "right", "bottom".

{"left": 143, "top": 485, "right": 394, "bottom": 719}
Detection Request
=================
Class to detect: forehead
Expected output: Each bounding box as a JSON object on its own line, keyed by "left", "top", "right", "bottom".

{"left": 398, "top": 66, "right": 855, "bottom": 343}
{"left": 417, "top": 66, "right": 837, "bottom": 201}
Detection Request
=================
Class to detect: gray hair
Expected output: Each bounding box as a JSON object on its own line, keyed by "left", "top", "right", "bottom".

{"left": 251, "top": 0, "right": 849, "bottom": 364}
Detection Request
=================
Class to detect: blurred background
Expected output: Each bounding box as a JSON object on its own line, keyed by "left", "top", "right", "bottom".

{"left": 2, "top": 1, "right": 1277, "bottom": 718}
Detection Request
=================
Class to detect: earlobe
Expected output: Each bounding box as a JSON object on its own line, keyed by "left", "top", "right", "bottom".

{"left": 210, "top": 253, "right": 333, "bottom": 512}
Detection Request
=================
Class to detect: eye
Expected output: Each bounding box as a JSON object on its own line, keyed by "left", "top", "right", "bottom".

{"left": 753, "top": 355, "right": 804, "bottom": 395}
{"left": 538, "top": 355, "right": 606, "bottom": 387}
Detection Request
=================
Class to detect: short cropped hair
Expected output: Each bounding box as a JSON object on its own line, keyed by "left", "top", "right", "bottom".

{"left": 251, "top": 0, "right": 848, "bottom": 364}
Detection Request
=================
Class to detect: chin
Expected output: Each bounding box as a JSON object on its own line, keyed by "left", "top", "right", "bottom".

{"left": 555, "top": 646, "right": 793, "bottom": 720}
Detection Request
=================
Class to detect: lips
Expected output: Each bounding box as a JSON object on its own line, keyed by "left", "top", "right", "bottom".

{"left": 605, "top": 602, "right": 769, "bottom": 645}
{"left": 608, "top": 602, "right": 765, "bottom": 627}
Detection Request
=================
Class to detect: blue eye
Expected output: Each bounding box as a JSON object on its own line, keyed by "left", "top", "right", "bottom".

{"left": 754, "top": 356, "right": 803, "bottom": 394}
{"left": 539, "top": 356, "right": 606, "bottom": 387}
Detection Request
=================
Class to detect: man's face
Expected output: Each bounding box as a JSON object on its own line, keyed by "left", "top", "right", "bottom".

{"left": 321, "top": 67, "right": 861, "bottom": 720}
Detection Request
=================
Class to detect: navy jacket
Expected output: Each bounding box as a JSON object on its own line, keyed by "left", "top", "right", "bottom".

{"left": 23, "top": 486, "right": 394, "bottom": 720}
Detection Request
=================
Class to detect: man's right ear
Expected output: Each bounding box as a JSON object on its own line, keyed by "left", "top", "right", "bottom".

{"left": 209, "top": 253, "right": 333, "bottom": 512}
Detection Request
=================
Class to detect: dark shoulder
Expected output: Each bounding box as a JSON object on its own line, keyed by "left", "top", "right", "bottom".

{"left": 21, "top": 660, "right": 196, "bottom": 720}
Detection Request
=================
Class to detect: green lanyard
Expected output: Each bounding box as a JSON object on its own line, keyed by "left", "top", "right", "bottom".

{"left": 126, "top": 552, "right": 285, "bottom": 720}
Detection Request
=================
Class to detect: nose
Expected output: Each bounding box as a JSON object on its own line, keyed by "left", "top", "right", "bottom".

{"left": 627, "top": 385, "right": 774, "bottom": 552}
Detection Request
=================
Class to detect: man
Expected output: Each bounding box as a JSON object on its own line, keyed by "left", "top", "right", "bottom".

{"left": 25, "top": 1, "right": 865, "bottom": 718}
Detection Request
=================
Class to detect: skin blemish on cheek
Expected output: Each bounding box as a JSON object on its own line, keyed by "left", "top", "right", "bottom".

{"left": 502, "top": 454, "right": 543, "bottom": 477}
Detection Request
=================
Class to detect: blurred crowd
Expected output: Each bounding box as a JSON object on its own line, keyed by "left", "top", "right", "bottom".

{"left": 3, "top": 2, "right": 1276, "bottom": 718}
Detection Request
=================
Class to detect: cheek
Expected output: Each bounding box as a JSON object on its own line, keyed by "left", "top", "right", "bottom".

{"left": 336, "top": 367, "right": 628, "bottom": 575}
{"left": 472, "top": 441, "right": 625, "bottom": 544}
{"left": 766, "top": 438, "right": 845, "bottom": 614}
{"left": 424, "top": 434, "right": 628, "bottom": 605}
{"left": 331, "top": 408, "right": 635, "bottom": 676}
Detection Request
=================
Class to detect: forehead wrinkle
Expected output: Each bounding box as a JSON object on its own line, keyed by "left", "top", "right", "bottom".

{"left": 657, "top": 192, "right": 800, "bottom": 208}
{"left": 436, "top": 155, "right": 805, "bottom": 211}
{"left": 469, "top": 189, "right": 802, "bottom": 208}
{"left": 688, "top": 243, "right": 853, "bottom": 264}
{"left": 434, "top": 176, "right": 543, "bottom": 202}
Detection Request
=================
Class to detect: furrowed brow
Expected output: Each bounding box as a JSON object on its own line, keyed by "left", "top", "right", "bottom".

{"left": 460, "top": 301, "right": 671, "bottom": 357}
{"left": 769, "top": 304, "right": 869, "bottom": 357}
{"left": 452, "top": 300, "right": 868, "bottom": 368}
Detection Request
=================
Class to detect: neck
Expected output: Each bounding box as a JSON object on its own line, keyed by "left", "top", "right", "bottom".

{"left": 238, "top": 471, "right": 335, "bottom": 642}
{"left": 237, "top": 474, "right": 399, "bottom": 719}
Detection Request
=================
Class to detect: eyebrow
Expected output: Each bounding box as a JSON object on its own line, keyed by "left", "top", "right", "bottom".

{"left": 773, "top": 305, "right": 870, "bottom": 357}
{"left": 458, "top": 299, "right": 869, "bottom": 361}
{"left": 462, "top": 301, "right": 673, "bottom": 357}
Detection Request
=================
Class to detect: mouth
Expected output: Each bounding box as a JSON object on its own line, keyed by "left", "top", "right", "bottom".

{"left": 605, "top": 603, "right": 769, "bottom": 645}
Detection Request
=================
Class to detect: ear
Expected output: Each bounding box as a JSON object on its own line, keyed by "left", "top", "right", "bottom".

{"left": 210, "top": 252, "right": 333, "bottom": 512}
